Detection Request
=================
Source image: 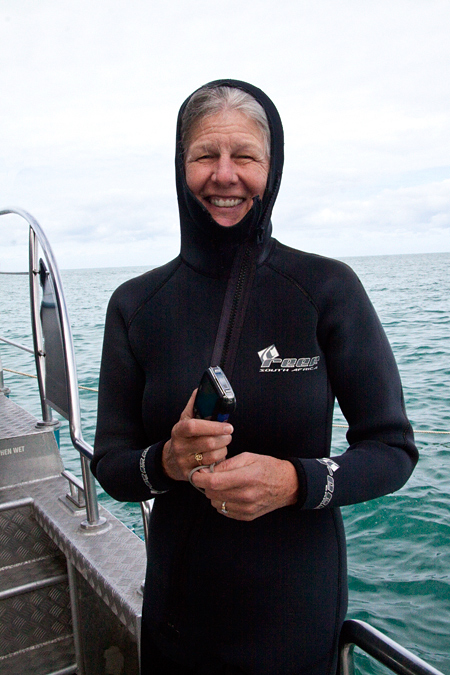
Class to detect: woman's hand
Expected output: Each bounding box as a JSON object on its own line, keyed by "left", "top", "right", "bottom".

{"left": 191, "top": 452, "right": 299, "bottom": 520}
{"left": 162, "top": 390, "right": 233, "bottom": 481}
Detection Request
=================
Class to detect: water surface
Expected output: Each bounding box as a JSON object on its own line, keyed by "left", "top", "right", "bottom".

{"left": 1, "top": 251, "right": 449, "bottom": 673}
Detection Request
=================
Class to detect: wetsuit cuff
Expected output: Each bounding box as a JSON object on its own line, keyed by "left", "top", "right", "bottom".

{"left": 141, "top": 440, "right": 177, "bottom": 493}
{"left": 294, "top": 457, "right": 342, "bottom": 510}
{"left": 287, "top": 458, "right": 308, "bottom": 509}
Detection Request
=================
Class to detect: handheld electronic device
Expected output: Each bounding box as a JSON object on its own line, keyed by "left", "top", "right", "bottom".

{"left": 193, "top": 366, "right": 236, "bottom": 422}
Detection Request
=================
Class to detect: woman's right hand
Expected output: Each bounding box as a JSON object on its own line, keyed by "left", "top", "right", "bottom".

{"left": 161, "top": 389, "right": 234, "bottom": 481}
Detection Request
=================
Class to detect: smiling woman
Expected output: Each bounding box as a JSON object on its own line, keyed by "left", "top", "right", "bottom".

{"left": 92, "top": 79, "right": 418, "bottom": 675}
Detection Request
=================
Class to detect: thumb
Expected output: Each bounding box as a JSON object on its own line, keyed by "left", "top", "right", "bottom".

{"left": 180, "top": 389, "right": 198, "bottom": 420}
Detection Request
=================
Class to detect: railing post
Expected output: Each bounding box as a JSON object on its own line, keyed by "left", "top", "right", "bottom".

{"left": 140, "top": 500, "right": 152, "bottom": 549}
{"left": 339, "top": 642, "right": 355, "bottom": 675}
{"left": 79, "top": 456, "right": 106, "bottom": 530}
{"left": 0, "top": 348, "right": 11, "bottom": 396}
{"left": 28, "top": 226, "right": 58, "bottom": 428}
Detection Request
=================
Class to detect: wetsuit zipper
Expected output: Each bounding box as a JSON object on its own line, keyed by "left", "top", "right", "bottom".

{"left": 219, "top": 173, "right": 280, "bottom": 372}
{"left": 219, "top": 244, "right": 253, "bottom": 370}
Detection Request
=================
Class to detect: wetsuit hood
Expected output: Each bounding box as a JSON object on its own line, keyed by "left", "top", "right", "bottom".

{"left": 175, "top": 79, "right": 284, "bottom": 276}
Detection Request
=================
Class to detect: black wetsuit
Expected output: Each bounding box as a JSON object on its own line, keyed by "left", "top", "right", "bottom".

{"left": 92, "top": 80, "right": 418, "bottom": 675}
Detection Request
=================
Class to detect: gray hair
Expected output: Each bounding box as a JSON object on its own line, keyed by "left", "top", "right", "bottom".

{"left": 181, "top": 86, "right": 270, "bottom": 159}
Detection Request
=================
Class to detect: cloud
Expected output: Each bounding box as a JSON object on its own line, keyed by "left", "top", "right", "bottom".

{"left": 305, "top": 180, "right": 450, "bottom": 232}
{"left": 1, "top": 0, "right": 450, "bottom": 267}
{"left": 273, "top": 178, "right": 450, "bottom": 258}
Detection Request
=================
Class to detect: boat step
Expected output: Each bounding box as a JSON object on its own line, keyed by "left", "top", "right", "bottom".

{"left": 46, "top": 667, "right": 78, "bottom": 675}
{"left": 0, "top": 635, "right": 77, "bottom": 675}
{"left": 0, "top": 501, "right": 77, "bottom": 674}
{"left": 0, "top": 555, "right": 68, "bottom": 598}
{"left": 0, "top": 502, "right": 62, "bottom": 569}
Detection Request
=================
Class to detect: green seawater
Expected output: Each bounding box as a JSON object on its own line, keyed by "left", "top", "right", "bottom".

{"left": 1, "top": 252, "right": 449, "bottom": 673}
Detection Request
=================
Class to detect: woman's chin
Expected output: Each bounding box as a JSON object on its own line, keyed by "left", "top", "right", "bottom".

{"left": 215, "top": 217, "right": 240, "bottom": 227}
{"left": 206, "top": 206, "right": 248, "bottom": 228}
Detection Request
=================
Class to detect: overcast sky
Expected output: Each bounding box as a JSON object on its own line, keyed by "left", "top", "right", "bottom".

{"left": 1, "top": 0, "right": 449, "bottom": 271}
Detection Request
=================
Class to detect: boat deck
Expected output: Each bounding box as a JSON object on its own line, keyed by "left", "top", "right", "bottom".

{"left": 0, "top": 394, "right": 145, "bottom": 675}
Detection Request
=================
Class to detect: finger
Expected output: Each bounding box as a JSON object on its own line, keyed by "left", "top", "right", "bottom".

{"left": 180, "top": 389, "right": 198, "bottom": 420}
{"left": 192, "top": 467, "right": 245, "bottom": 494}
{"left": 211, "top": 499, "right": 258, "bottom": 521}
{"left": 175, "top": 418, "right": 233, "bottom": 440}
{"left": 199, "top": 453, "right": 261, "bottom": 491}
{"left": 193, "top": 434, "right": 233, "bottom": 454}
{"left": 211, "top": 498, "right": 232, "bottom": 515}
{"left": 193, "top": 446, "right": 228, "bottom": 467}
{"left": 211, "top": 452, "right": 254, "bottom": 472}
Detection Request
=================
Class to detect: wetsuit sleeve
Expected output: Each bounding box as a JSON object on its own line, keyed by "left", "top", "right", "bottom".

{"left": 91, "top": 291, "right": 177, "bottom": 502}
{"left": 290, "top": 266, "right": 418, "bottom": 510}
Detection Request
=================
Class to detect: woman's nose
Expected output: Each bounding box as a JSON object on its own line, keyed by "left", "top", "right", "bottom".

{"left": 212, "top": 155, "right": 238, "bottom": 185}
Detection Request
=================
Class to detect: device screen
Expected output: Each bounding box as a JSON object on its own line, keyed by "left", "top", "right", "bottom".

{"left": 195, "top": 373, "right": 219, "bottom": 420}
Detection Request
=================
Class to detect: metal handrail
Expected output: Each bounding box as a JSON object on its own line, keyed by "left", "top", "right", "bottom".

{"left": 339, "top": 620, "right": 446, "bottom": 675}
{"left": 0, "top": 208, "right": 105, "bottom": 529}
{"left": 0, "top": 336, "right": 35, "bottom": 354}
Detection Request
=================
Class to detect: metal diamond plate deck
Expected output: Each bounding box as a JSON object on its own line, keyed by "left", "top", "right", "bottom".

{"left": 0, "top": 394, "right": 50, "bottom": 439}
{"left": 0, "top": 581, "right": 73, "bottom": 656}
{"left": 0, "top": 505, "right": 60, "bottom": 567}
{"left": 13, "top": 477, "right": 146, "bottom": 639}
{"left": 0, "top": 395, "right": 63, "bottom": 487}
{"left": 0, "top": 553, "right": 67, "bottom": 592}
{"left": 0, "top": 635, "right": 76, "bottom": 675}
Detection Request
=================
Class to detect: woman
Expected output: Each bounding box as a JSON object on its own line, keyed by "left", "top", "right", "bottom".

{"left": 92, "top": 80, "right": 418, "bottom": 675}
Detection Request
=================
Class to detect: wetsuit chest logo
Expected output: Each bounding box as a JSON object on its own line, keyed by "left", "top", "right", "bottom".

{"left": 258, "top": 344, "right": 320, "bottom": 372}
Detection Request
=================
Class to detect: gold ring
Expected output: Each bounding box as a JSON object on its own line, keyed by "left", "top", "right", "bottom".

{"left": 195, "top": 453, "right": 203, "bottom": 465}
{"left": 221, "top": 501, "right": 228, "bottom": 515}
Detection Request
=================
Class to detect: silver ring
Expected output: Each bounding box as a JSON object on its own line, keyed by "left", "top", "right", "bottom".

{"left": 221, "top": 501, "right": 228, "bottom": 515}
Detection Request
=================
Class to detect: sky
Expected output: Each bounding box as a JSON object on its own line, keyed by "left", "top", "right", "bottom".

{"left": 1, "top": 0, "right": 449, "bottom": 271}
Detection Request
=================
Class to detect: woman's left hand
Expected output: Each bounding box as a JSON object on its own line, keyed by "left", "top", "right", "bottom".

{"left": 191, "top": 452, "right": 299, "bottom": 520}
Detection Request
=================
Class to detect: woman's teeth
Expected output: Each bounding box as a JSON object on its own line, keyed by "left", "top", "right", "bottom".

{"left": 210, "top": 197, "right": 244, "bottom": 208}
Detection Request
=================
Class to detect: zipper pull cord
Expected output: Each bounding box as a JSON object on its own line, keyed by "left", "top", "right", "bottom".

{"left": 256, "top": 224, "right": 264, "bottom": 245}
{"left": 255, "top": 170, "right": 282, "bottom": 245}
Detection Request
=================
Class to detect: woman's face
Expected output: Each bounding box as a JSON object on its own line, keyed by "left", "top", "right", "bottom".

{"left": 185, "top": 109, "right": 269, "bottom": 227}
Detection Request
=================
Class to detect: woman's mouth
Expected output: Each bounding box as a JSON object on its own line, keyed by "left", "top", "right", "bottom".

{"left": 209, "top": 197, "right": 244, "bottom": 208}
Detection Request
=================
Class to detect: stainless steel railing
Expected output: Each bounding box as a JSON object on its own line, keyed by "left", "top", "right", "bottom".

{"left": 0, "top": 351, "right": 10, "bottom": 395}
{"left": 339, "top": 620, "right": 445, "bottom": 675}
{"left": 0, "top": 207, "right": 105, "bottom": 529}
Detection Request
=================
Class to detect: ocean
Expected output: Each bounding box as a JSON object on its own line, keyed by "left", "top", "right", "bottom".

{"left": 1, "top": 251, "right": 449, "bottom": 674}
